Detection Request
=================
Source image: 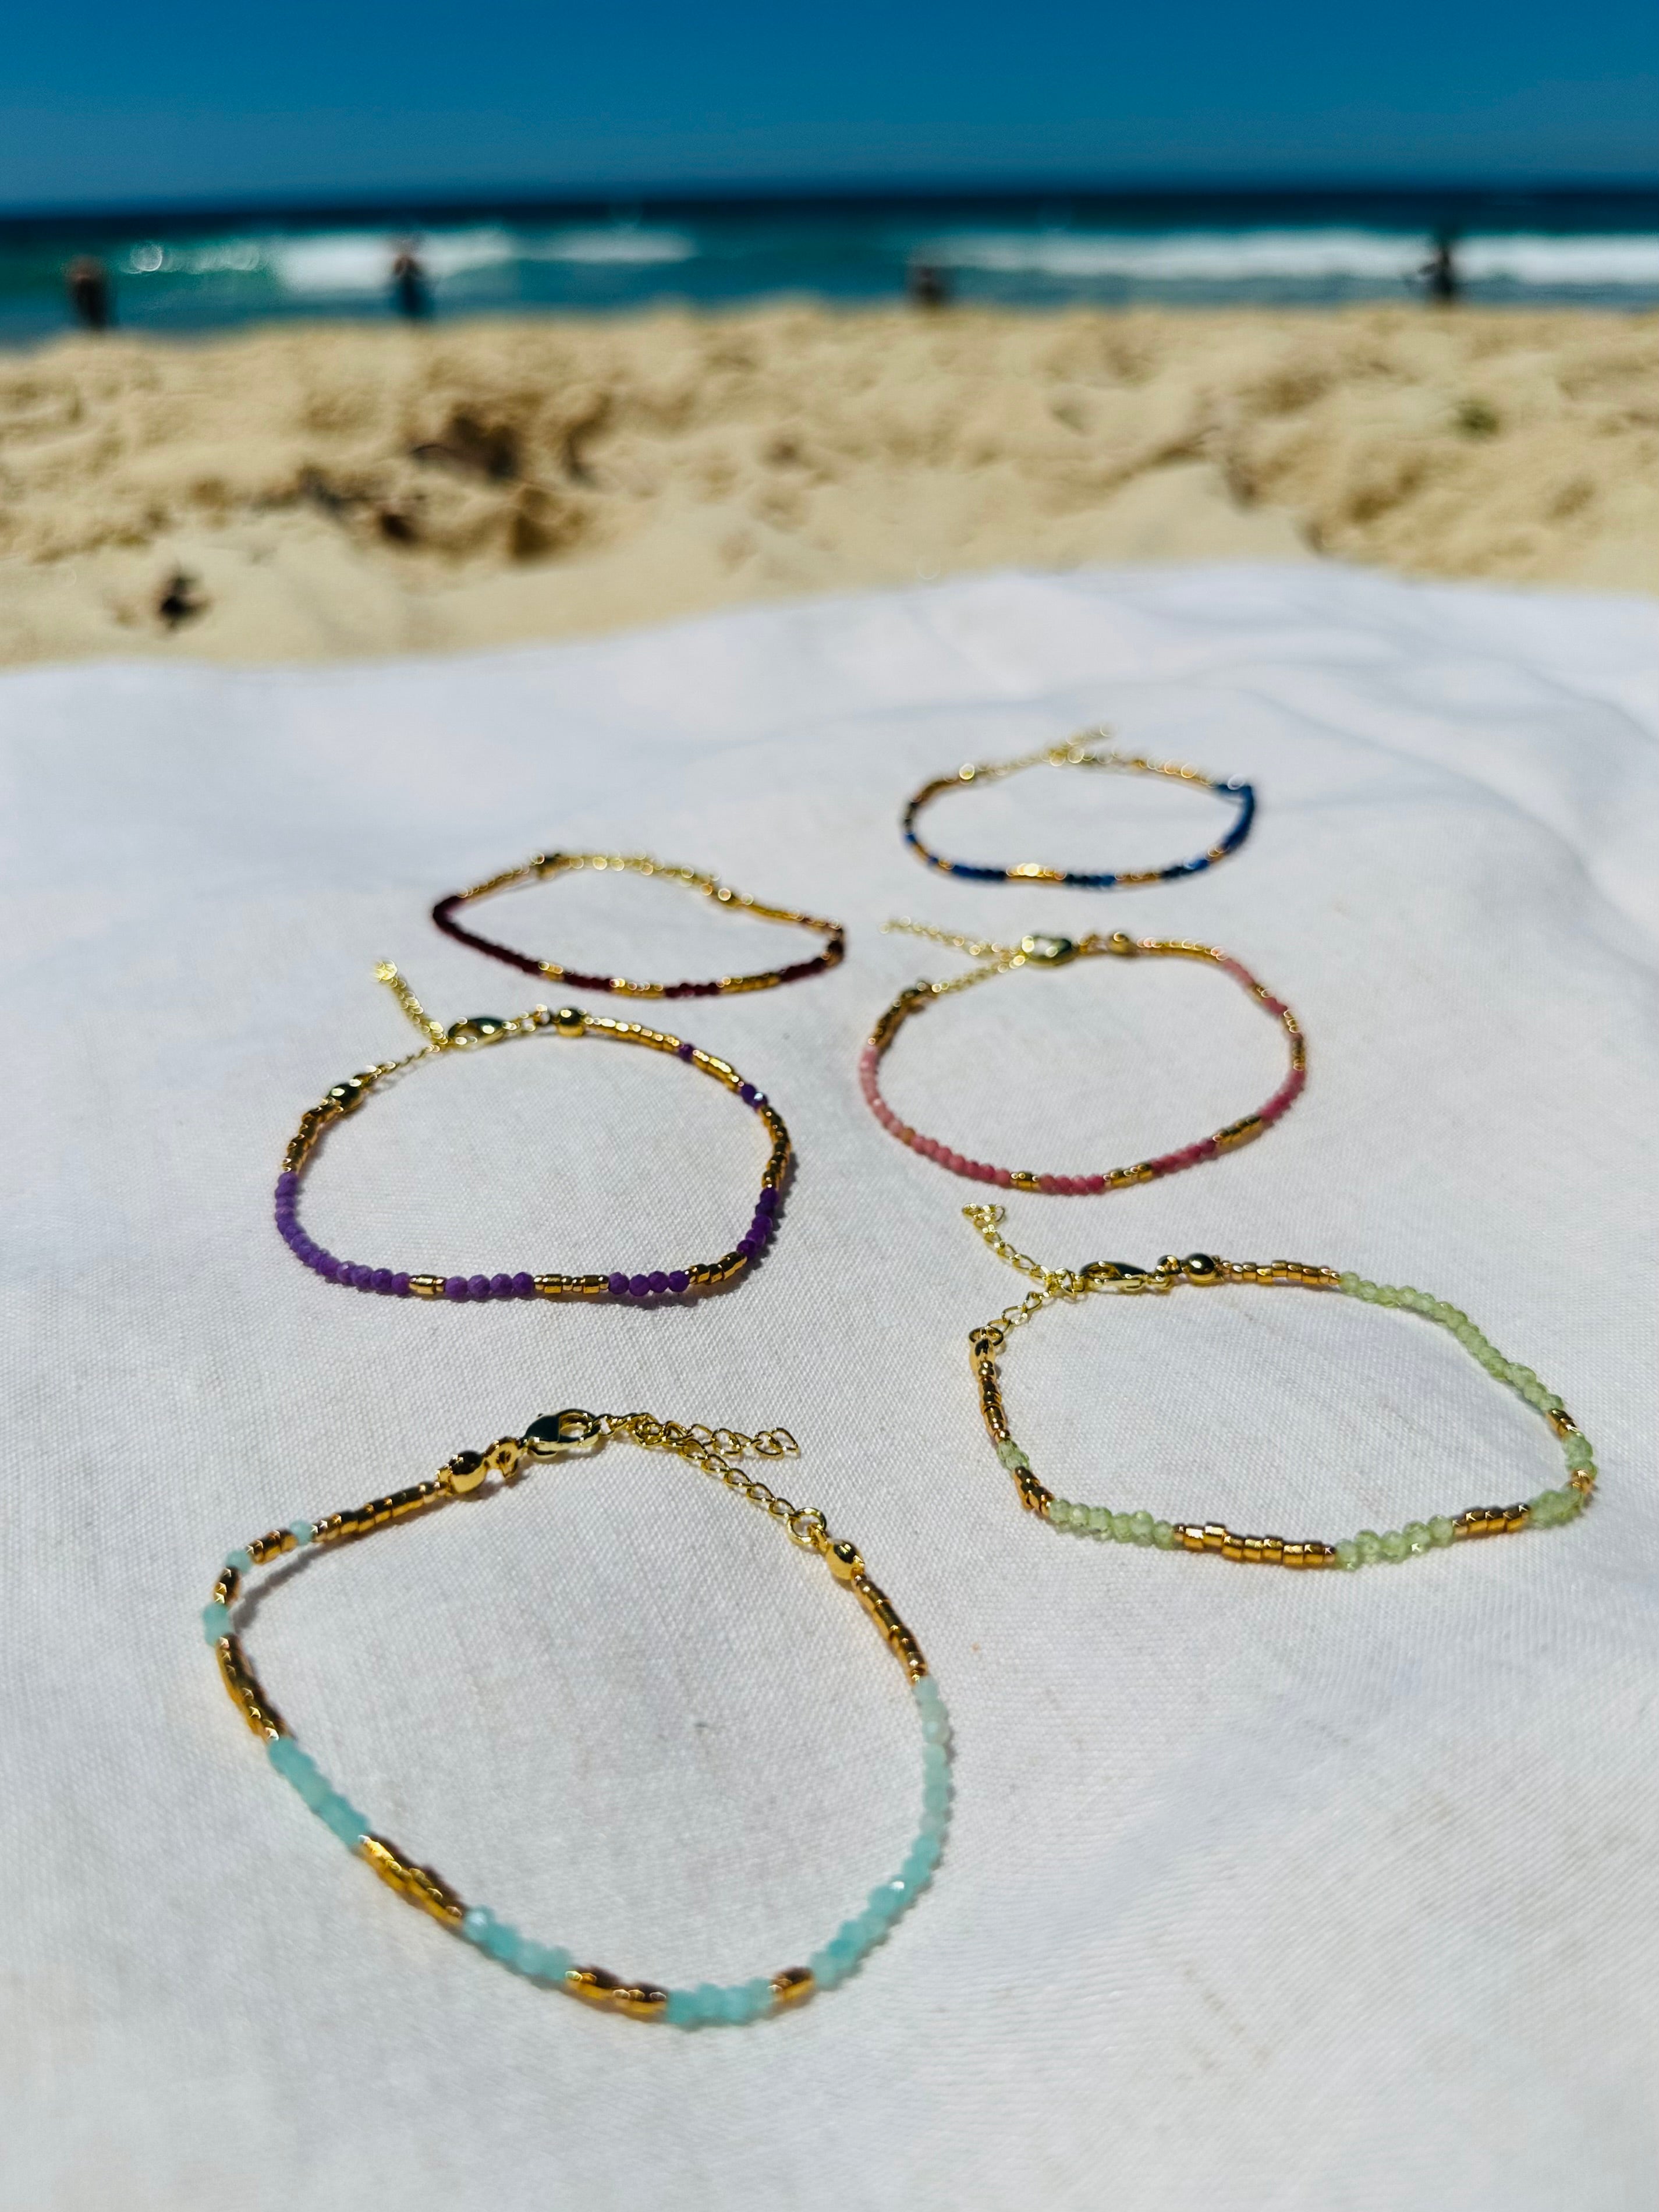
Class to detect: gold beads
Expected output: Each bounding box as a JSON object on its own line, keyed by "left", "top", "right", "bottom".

{"left": 552, "top": 1005, "right": 586, "bottom": 1037}
{"left": 824, "top": 1538, "right": 864, "bottom": 1583}
{"left": 361, "top": 1835, "right": 466, "bottom": 1926}
{"left": 771, "top": 1966, "right": 814, "bottom": 2009}
{"left": 442, "top": 1451, "right": 487, "bottom": 1496}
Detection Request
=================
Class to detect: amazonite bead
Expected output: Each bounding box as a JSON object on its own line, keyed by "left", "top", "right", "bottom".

{"left": 288, "top": 1520, "right": 315, "bottom": 1546}
{"left": 226, "top": 1548, "right": 253, "bottom": 1575}
{"left": 665, "top": 1988, "right": 701, "bottom": 2027}
{"left": 462, "top": 1908, "right": 493, "bottom": 1945}
{"left": 318, "top": 1792, "right": 370, "bottom": 1847}
{"left": 201, "top": 1601, "right": 231, "bottom": 1643}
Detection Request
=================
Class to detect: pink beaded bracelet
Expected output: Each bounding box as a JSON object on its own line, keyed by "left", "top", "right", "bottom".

{"left": 859, "top": 925, "right": 1306, "bottom": 1194}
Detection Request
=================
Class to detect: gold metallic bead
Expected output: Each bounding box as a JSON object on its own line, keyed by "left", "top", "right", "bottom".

{"left": 1569, "top": 1469, "right": 1596, "bottom": 1494}
{"left": 360, "top": 1835, "right": 465, "bottom": 1925}
{"left": 614, "top": 1984, "right": 669, "bottom": 2022}
{"left": 771, "top": 1966, "right": 814, "bottom": 2009}
{"left": 217, "top": 1634, "right": 284, "bottom": 1739}
{"left": 1202, "top": 1523, "right": 1227, "bottom": 1553}
{"left": 566, "top": 1965, "right": 623, "bottom": 2009}
{"left": 969, "top": 1325, "right": 1005, "bottom": 1362}
{"left": 1221, "top": 1529, "right": 1246, "bottom": 1561}
{"left": 249, "top": 1527, "right": 295, "bottom": 1565}
{"left": 552, "top": 1005, "right": 586, "bottom": 1037}
{"left": 1261, "top": 1537, "right": 1285, "bottom": 1565}
{"left": 1015, "top": 1470, "right": 1052, "bottom": 1515}
{"left": 825, "top": 1538, "right": 865, "bottom": 1583}
{"left": 1505, "top": 1504, "right": 1530, "bottom": 1532}
{"left": 325, "top": 1076, "right": 370, "bottom": 1113}
{"left": 1304, "top": 1542, "right": 1336, "bottom": 1568}
{"left": 1240, "top": 1535, "right": 1266, "bottom": 1565}
{"left": 442, "top": 1450, "right": 487, "bottom": 1496}
{"left": 1547, "top": 1410, "right": 1578, "bottom": 1438}
{"left": 409, "top": 1274, "right": 445, "bottom": 1299}
{"left": 484, "top": 1437, "right": 526, "bottom": 1480}
{"left": 1182, "top": 1253, "right": 1222, "bottom": 1282}
{"left": 1011, "top": 1169, "right": 1044, "bottom": 1192}
{"left": 212, "top": 1566, "right": 239, "bottom": 1606}
{"left": 1177, "top": 1523, "right": 1207, "bottom": 1552}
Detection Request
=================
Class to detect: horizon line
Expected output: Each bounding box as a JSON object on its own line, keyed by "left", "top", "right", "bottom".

{"left": 2, "top": 172, "right": 1657, "bottom": 235}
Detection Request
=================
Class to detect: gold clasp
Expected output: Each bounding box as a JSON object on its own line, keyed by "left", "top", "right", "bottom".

{"left": 445, "top": 1015, "right": 509, "bottom": 1047}
{"left": 1016, "top": 933, "right": 1076, "bottom": 966}
{"left": 523, "top": 1409, "right": 602, "bottom": 1457}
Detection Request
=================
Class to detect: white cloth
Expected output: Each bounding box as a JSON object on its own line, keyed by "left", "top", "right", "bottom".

{"left": 3, "top": 565, "right": 1655, "bottom": 2212}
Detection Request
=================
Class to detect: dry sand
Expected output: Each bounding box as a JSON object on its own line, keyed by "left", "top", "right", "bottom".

{"left": 0, "top": 304, "right": 1653, "bottom": 665}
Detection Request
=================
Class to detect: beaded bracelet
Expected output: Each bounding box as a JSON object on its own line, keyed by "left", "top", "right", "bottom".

{"left": 275, "top": 966, "right": 788, "bottom": 1304}
{"left": 203, "top": 1408, "right": 950, "bottom": 2027}
{"left": 432, "top": 850, "right": 846, "bottom": 998}
{"left": 902, "top": 734, "right": 1254, "bottom": 887}
{"left": 963, "top": 1206, "right": 1596, "bottom": 1569}
{"left": 860, "top": 923, "right": 1305, "bottom": 1193}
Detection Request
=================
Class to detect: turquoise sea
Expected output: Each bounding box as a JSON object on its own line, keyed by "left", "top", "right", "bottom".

{"left": 1, "top": 186, "right": 1655, "bottom": 340}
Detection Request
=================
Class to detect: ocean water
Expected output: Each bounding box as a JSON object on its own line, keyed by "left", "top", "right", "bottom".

{"left": 1, "top": 187, "right": 1656, "bottom": 340}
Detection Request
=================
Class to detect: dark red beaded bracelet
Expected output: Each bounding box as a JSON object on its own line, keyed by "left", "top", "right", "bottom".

{"left": 431, "top": 850, "right": 845, "bottom": 999}
{"left": 274, "top": 970, "right": 790, "bottom": 1305}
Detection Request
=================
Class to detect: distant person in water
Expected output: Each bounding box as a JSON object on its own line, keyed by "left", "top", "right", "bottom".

{"left": 391, "top": 241, "right": 431, "bottom": 320}
{"left": 908, "top": 258, "right": 950, "bottom": 310}
{"left": 66, "top": 256, "right": 112, "bottom": 330}
{"left": 1421, "top": 232, "right": 1459, "bottom": 305}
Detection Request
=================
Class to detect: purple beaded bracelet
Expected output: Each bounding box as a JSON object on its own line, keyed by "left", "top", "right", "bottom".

{"left": 275, "top": 976, "right": 790, "bottom": 1304}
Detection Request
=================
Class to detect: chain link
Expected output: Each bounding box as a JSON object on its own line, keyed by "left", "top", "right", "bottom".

{"left": 597, "top": 1413, "right": 825, "bottom": 1548}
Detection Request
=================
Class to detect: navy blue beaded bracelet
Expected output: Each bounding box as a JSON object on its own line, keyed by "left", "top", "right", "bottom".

{"left": 275, "top": 966, "right": 789, "bottom": 1306}
{"left": 902, "top": 733, "right": 1254, "bottom": 888}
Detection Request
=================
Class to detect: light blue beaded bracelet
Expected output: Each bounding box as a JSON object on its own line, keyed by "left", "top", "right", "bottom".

{"left": 204, "top": 1409, "right": 950, "bottom": 2027}
{"left": 965, "top": 1207, "right": 1598, "bottom": 1572}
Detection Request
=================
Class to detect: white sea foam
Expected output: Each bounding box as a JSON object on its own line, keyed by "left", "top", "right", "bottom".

{"left": 524, "top": 228, "right": 696, "bottom": 264}
{"left": 269, "top": 228, "right": 519, "bottom": 294}
{"left": 924, "top": 227, "right": 1659, "bottom": 288}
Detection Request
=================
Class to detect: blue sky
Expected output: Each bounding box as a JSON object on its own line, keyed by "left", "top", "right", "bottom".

{"left": 1, "top": 0, "right": 1654, "bottom": 208}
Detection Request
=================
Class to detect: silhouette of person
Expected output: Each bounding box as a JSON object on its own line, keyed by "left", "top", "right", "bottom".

{"left": 391, "top": 240, "right": 431, "bottom": 320}
{"left": 1421, "top": 232, "right": 1459, "bottom": 305}
{"left": 66, "top": 256, "right": 112, "bottom": 331}
{"left": 908, "top": 258, "right": 950, "bottom": 310}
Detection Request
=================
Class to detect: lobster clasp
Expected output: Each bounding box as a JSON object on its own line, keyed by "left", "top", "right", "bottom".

{"left": 523, "top": 1409, "right": 602, "bottom": 1456}
{"left": 1018, "top": 933, "right": 1076, "bottom": 966}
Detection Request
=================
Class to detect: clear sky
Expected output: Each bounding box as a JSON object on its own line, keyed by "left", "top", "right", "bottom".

{"left": 2, "top": 0, "right": 1654, "bottom": 210}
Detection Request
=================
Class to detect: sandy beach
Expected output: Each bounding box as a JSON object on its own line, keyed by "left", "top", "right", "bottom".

{"left": 0, "top": 303, "right": 1653, "bottom": 665}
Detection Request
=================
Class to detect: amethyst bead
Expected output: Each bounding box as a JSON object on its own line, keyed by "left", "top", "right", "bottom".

{"left": 467, "top": 1274, "right": 490, "bottom": 1300}
{"left": 512, "top": 1271, "right": 534, "bottom": 1298}
{"left": 491, "top": 1272, "right": 513, "bottom": 1298}
{"left": 628, "top": 1274, "right": 650, "bottom": 1299}
{"left": 373, "top": 1268, "right": 394, "bottom": 1294}
{"left": 392, "top": 1273, "right": 412, "bottom": 1296}
{"left": 668, "top": 1270, "right": 689, "bottom": 1294}
{"left": 607, "top": 1271, "right": 628, "bottom": 1296}
{"left": 445, "top": 1277, "right": 469, "bottom": 1301}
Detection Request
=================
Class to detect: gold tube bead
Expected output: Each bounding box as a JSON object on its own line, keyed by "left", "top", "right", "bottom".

{"left": 212, "top": 1566, "right": 239, "bottom": 1606}
{"left": 1569, "top": 1469, "right": 1596, "bottom": 1494}
{"left": 771, "top": 1966, "right": 814, "bottom": 2010}
{"left": 1505, "top": 1504, "right": 1532, "bottom": 1532}
{"left": 1240, "top": 1535, "right": 1266, "bottom": 1565}
{"left": 1015, "top": 1469, "right": 1052, "bottom": 1516}
{"left": 1176, "top": 1523, "right": 1207, "bottom": 1552}
{"left": 1261, "top": 1537, "right": 1285, "bottom": 1565}
{"left": 533, "top": 1274, "right": 575, "bottom": 1295}
{"left": 409, "top": 1274, "right": 446, "bottom": 1298}
{"left": 360, "top": 1835, "right": 466, "bottom": 1926}
{"left": 1547, "top": 1410, "right": 1578, "bottom": 1438}
{"left": 217, "top": 1634, "right": 285, "bottom": 1739}
{"left": 615, "top": 1984, "right": 669, "bottom": 2022}
{"left": 1202, "top": 1523, "right": 1228, "bottom": 1554}
{"left": 248, "top": 1527, "right": 296, "bottom": 1566}
{"left": 566, "top": 1966, "right": 624, "bottom": 2009}
{"left": 1282, "top": 1541, "right": 1306, "bottom": 1568}
{"left": 1221, "top": 1530, "right": 1246, "bottom": 1561}
{"left": 1215, "top": 1115, "right": 1264, "bottom": 1151}
{"left": 1303, "top": 1542, "right": 1337, "bottom": 1568}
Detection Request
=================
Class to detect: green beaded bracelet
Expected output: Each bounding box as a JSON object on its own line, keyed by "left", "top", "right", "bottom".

{"left": 963, "top": 1207, "right": 1597, "bottom": 1571}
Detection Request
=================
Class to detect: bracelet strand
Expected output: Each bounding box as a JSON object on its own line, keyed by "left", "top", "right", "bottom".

{"left": 901, "top": 733, "right": 1255, "bottom": 888}
{"left": 275, "top": 967, "right": 789, "bottom": 1303}
{"left": 203, "top": 1412, "right": 949, "bottom": 2029}
{"left": 433, "top": 850, "right": 845, "bottom": 998}
{"left": 963, "top": 1207, "right": 1596, "bottom": 1569}
{"left": 862, "top": 925, "right": 1305, "bottom": 1193}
